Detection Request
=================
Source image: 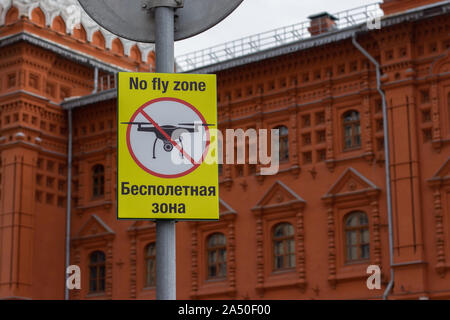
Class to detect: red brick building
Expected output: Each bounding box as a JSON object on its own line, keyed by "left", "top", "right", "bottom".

{"left": 0, "top": 0, "right": 450, "bottom": 300}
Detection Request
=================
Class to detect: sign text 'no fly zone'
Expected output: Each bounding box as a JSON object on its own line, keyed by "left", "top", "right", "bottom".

{"left": 118, "top": 73, "right": 218, "bottom": 220}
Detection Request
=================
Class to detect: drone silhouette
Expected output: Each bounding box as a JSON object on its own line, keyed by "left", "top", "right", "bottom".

{"left": 122, "top": 121, "right": 214, "bottom": 159}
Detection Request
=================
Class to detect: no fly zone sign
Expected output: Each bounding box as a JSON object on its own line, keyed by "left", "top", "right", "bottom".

{"left": 117, "top": 73, "right": 218, "bottom": 220}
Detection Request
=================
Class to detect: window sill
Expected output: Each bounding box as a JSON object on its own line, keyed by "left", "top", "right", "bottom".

{"left": 192, "top": 281, "right": 235, "bottom": 299}
{"left": 86, "top": 292, "right": 107, "bottom": 299}
{"left": 143, "top": 286, "right": 156, "bottom": 291}
{"left": 343, "top": 259, "right": 370, "bottom": 266}
{"left": 335, "top": 262, "right": 371, "bottom": 282}
{"left": 270, "top": 268, "right": 296, "bottom": 276}
{"left": 258, "top": 275, "right": 306, "bottom": 294}
{"left": 205, "top": 277, "right": 227, "bottom": 284}
{"left": 135, "top": 286, "right": 156, "bottom": 299}
{"left": 259, "top": 268, "right": 305, "bottom": 293}
{"left": 342, "top": 146, "right": 362, "bottom": 153}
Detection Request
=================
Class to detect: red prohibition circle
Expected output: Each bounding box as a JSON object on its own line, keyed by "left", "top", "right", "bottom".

{"left": 126, "top": 97, "right": 211, "bottom": 178}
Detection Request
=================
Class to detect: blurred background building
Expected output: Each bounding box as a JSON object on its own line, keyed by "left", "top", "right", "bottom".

{"left": 0, "top": 0, "right": 449, "bottom": 299}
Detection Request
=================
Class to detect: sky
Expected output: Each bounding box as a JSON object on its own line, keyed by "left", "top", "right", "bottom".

{"left": 175, "top": 0, "right": 379, "bottom": 57}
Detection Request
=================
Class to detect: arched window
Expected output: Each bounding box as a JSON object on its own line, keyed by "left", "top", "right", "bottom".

{"left": 89, "top": 251, "right": 106, "bottom": 293}
{"left": 145, "top": 243, "right": 156, "bottom": 287}
{"left": 92, "top": 164, "right": 104, "bottom": 198}
{"left": 274, "top": 125, "right": 289, "bottom": 162}
{"left": 343, "top": 110, "right": 361, "bottom": 150}
{"left": 273, "top": 223, "right": 295, "bottom": 270}
{"left": 206, "top": 233, "right": 227, "bottom": 279}
{"left": 344, "top": 211, "right": 370, "bottom": 262}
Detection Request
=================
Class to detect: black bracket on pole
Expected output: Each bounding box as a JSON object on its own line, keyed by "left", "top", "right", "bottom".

{"left": 142, "top": 0, "right": 184, "bottom": 9}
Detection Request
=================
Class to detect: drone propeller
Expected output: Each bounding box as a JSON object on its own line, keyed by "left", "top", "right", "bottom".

{"left": 178, "top": 123, "right": 215, "bottom": 126}
{"left": 120, "top": 122, "right": 154, "bottom": 125}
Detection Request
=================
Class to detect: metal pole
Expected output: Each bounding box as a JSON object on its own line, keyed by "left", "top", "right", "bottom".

{"left": 64, "top": 108, "right": 73, "bottom": 300}
{"left": 352, "top": 35, "right": 395, "bottom": 300}
{"left": 93, "top": 67, "right": 98, "bottom": 93}
{"left": 155, "top": 6, "right": 176, "bottom": 300}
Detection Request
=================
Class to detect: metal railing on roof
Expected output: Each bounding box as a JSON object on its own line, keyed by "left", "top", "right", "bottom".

{"left": 98, "top": 74, "right": 116, "bottom": 92}
{"left": 175, "top": 2, "right": 383, "bottom": 72}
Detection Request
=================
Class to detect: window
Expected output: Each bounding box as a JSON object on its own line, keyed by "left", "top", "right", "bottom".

{"left": 273, "top": 223, "right": 295, "bottom": 270}
{"left": 343, "top": 110, "right": 361, "bottom": 150}
{"left": 235, "top": 165, "right": 244, "bottom": 177}
{"left": 89, "top": 251, "right": 106, "bottom": 293}
{"left": 317, "top": 149, "right": 326, "bottom": 162}
{"left": 60, "top": 86, "right": 70, "bottom": 100}
{"left": 7, "top": 73, "right": 16, "bottom": 88}
{"left": 420, "top": 90, "right": 430, "bottom": 104}
{"left": 29, "top": 73, "right": 39, "bottom": 89}
{"left": 145, "top": 243, "right": 156, "bottom": 287}
{"left": 376, "top": 118, "right": 384, "bottom": 132}
{"left": 46, "top": 160, "right": 54, "bottom": 172}
{"left": 302, "top": 133, "right": 311, "bottom": 146}
{"left": 302, "top": 152, "right": 312, "bottom": 164}
{"left": 302, "top": 114, "right": 311, "bottom": 127}
{"left": 344, "top": 212, "right": 370, "bottom": 262}
{"left": 92, "top": 164, "right": 105, "bottom": 198}
{"left": 315, "top": 111, "right": 325, "bottom": 125}
{"left": 46, "top": 193, "right": 54, "bottom": 205}
{"left": 317, "top": 130, "right": 326, "bottom": 143}
{"left": 274, "top": 125, "right": 289, "bottom": 162}
{"left": 46, "top": 82, "right": 55, "bottom": 97}
{"left": 423, "top": 128, "right": 432, "bottom": 142}
{"left": 421, "top": 109, "right": 431, "bottom": 123}
{"left": 206, "top": 233, "right": 227, "bottom": 280}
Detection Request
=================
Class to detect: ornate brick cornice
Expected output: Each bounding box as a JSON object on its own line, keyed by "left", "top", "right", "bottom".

{"left": 0, "top": 0, "right": 154, "bottom": 62}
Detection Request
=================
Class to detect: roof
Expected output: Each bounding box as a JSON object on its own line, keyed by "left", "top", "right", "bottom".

{"left": 0, "top": 32, "right": 127, "bottom": 74}
{"left": 62, "top": 88, "right": 116, "bottom": 110}
{"left": 186, "top": 0, "right": 450, "bottom": 74}
{"left": 61, "top": 0, "right": 450, "bottom": 109}
{"left": 0, "top": 0, "right": 154, "bottom": 61}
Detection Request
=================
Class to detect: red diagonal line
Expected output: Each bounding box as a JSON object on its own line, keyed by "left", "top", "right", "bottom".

{"left": 140, "top": 111, "right": 196, "bottom": 165}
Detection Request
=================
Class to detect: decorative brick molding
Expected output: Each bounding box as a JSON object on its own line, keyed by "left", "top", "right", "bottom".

{"left": 127, "top": 221, "right": 156, "bottom": 299}
{"left": 289, "top": 108, "right": 300, "bottom": 178}
{"left": 325, "top": 103, "right": 335, "bottom": 172}
{"left": 71, "top": 214, "right": 115, "bottom": 299}
{"left": 189, "top": 199, "right": 237, "bottom": 299}
{"left": 430, "top": 51, "right": 450, "bottom": 151}
{"left": 430, "top": 80, "right": 442, "bottom": 151}
{"left": 252, "top": 180, "right": 307, "bottom": 296}
{"left": 362, "top": 94, "right": 374, "bottom": 162}
{"left": 322, "top": 167, "right": 381, "bottom": 288}
{"left": 325, "top": 204, "right": 337, "bottom": 288}
{"left": 427, "top": 157, "right": 450, "bottom": 277}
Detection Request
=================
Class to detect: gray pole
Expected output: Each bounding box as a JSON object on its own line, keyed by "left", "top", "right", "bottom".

{"left": 352, "top": 35, "right": 395, "bottom": 300}
{"left": 155, "top": 6, "right": 176, "bottom": 300}
{"left": 64, "top": 108, "right": 73, "bottom": 300}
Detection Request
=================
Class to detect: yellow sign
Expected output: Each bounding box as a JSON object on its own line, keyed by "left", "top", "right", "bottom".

{"left": 117, "top": 72, "right": 218, "bottom": 220}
